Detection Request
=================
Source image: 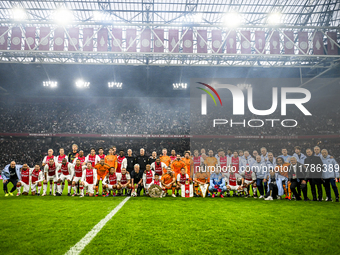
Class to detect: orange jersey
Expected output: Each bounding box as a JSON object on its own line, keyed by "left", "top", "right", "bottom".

{"left": 171, "top": 159, "right": 186, "bottom": 176}
{"left": 204, "top": 157, "right": 218, "bottom": 167}
{"left": 181, "top": 157, "right": 192, "bottom": 176}
{"left": 94, "top": 163, "right": 111, "bottom": 175}
{"left": 194, "top": 172, "right": 210, "bottom": 183}
{"left": 160, "top": 155, "right": 171, "bottom": 166}
{"left": 275, "top": 163, "right": 290, "bottom": 178}
{"left": 161, "top": 173, "right": 175, "bottom": 185}
{"left": 105, "top": 155, "right": 117, "bottom": 169}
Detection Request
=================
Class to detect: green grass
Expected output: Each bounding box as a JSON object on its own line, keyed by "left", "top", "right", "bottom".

{"left": 1, "top": 180, "right": 340, "bottom": 255}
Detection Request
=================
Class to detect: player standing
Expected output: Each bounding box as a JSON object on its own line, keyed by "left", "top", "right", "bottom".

{"left": 43, "top": 158, "right": 61, "bottom": 196}
{"left": 42, "top": 149, "right": 54, "bottom": 167}
{"left": 72, "top": 159, "right": 84, "bottom": 196}
{"left": 98, "top": 147, "right": 106, "bottom": 160}
{"left": 150, "top": 157, "right": 167, "bottom": 176}
{"left": 105, "top": 147, "right": 118, "bottom": 169}
{"left": 116, "top": 149, "right": 127, "bottom": 174}
{"left": 55, "top": 148, "right": 69, "bottom": 194}
{"left": 94, "top": 159, "right": 111, "bottom": 196}
{"left": 85, "top": 148, "right": 100, "bottom": 167}
{"left": 57, "top": 158, "right": 73, "bottom": 196}
{"left": 160, "top": 148, "right": 171, "bottom": 167}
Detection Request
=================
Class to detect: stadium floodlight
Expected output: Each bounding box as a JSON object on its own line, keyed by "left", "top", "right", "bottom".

{"left": 53, "top": 8, "right": 73, "bottom": 25}
{"left": 173, "top": 83, "right": 187, "bottom": 90}
{"left": 223, "top": 12, "right": 242, "bottom": 28}
{"left": 43, "top": 81, "right": 58, "bottom": 88}
{"left": 193, "top": 13, "right": 203, "bottom": 23}
{"left": 11, "top": 7, "right": 27, "bottom": 21}
{"left": 93, "top": 11, "right": 106, "bottom": 21}
{"left": 75, "top": 79, "right": 90, "bottom": 88}
{"left": 108, "top": 82, "right": 123, "bottom": 89}
{"left": 237, "top": 84, "right": 251, "bottom": 90}
{"left": 267, "top": 12, "right": 282, "bottom": 25}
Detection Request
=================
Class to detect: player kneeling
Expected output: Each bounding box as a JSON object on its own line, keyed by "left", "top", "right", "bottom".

{"left": 80, "top": 162, "right": 97, "bottom": 197}
{"left": 151, "top": 173, "right": 164, "bottom": 197}
{"left": 241, "top": 166, "right": 256, "bottom": 198}
{"left": 16, "top": 164, "right": 31, "bottom": 196}
{"left": 30, "top": 165, "right": 44, "bottom": 196}
{"left": 176, "top": 168, "right": 191, "bottom": 197}
{"left": 225, "top": 171, "right": 243, "bottom": 196}
{"left": 193, "top": 166, "right": 209, "bottom": 197}
{"left": 117, "top": 168, "right": 131, "bottom": 196}
{"left": 103, "top": 167, "right": 118, "bottom": 197}
{"left": 209, "top": 168, "right": 226, "bottom": 198}
{"left": 161, "top": 167, "right": 176, "bottom": 197}
{"left": 143, "top": 164, "right": 155, "bottom": 196}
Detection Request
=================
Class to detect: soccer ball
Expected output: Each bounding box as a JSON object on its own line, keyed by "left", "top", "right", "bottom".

{"left": 131, "top": 191, "right": 137, "bottom": 197}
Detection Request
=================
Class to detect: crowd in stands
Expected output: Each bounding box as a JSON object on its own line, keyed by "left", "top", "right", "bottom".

{"left": 0, "top": 98, "right": 340, "bottom": 136}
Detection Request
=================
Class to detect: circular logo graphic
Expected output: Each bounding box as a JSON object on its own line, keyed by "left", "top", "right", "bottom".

{"left": 184, "top": 39, "right": 192, "bottom": 48}
{"left": 141, "top": 39, "right": 150, "bottom": 47}
{"left": 300, "top": 41, "right": 308, "bottom": 50}
{"left": 185, "top": 190, "right": 189, "bottom": 194}
{"left": 213, "top": 40, "right": 221, "bottom": 49}
{"left": 242, "top": 41, "right": 250, "bottom": 49}
{"left": 12, "top": 37, "right": 20, "bottom": 45}
{"left": 155, "top": 39, "right": 162, "bottom": 48}
{"left": 112, "top": 39, "right": 121, "bottom": 47}
{"left": 27, "top": 37, "right": 34, "bottom": 45}
{"left": 71, "top": 38, "right": 78, "bottom": 45}
{"left": 55, "top": 37, "right": 63, "bottom": 46}
{"left": 40, "top": 38, "right": 48, "bottom": 46}
{"left": 285, "top": 41, "right": 293, "bottom": 49}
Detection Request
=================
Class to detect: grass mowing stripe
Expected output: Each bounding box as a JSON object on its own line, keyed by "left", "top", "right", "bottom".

{"left": 65, "top": 197, "right": 130, "bottom": 255}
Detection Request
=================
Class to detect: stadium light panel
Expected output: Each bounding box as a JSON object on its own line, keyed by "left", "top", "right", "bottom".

{"left": 53, "top": 8, "right": 73, "bottom": 25}
{"left": 173, "top": 83, "right": 187, "bottom": 90}
{"left": 75, "top": 79, "right": 90, "bottom": 88}
{"left": 223, "top": 12, "right": 242, "bottom": 28}
{"left": 108, "top": 82, "right": 123, "bottom": 89}
{"left": 267, "top": 13, "right": 282, "bottom": 25}
{"left": 43, "top": 81, "right": 58, "bottom": 88}
{"left": 12, "top": 7, "right": 27, "bottom": 21}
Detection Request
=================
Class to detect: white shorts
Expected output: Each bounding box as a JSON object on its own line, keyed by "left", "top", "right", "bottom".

{"left": 59, "top": 174, "right": 71, "bottom": 182}
{"left": 73, "top": 177, "right": 82, "bottom": 183}
{"left": 46, "top": 175, "right": 58, "bottom": 182}
{"left": 19, "top": 181, "right": 30, "bottom": 193}
{"left": 107, "top": 184, "right": 117, "bottom": 190}
{"left": 144, "top": 184, "right": 152, "bottom": 190}
{"left": 244, "top": 180, "right": 255, "bottom": 185}
{"left": 30, "top": 182, "right": 41, "bottom": 192}
{"left": 228, "top": 185, "right": 240, "bottom": 191}
{"left": 84, "top": 182, "right": 94, "bottom": 194}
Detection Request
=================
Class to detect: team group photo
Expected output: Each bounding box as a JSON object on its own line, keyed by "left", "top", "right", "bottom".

{"left": 1, "top": 1, "right": 340, "bottom": 254}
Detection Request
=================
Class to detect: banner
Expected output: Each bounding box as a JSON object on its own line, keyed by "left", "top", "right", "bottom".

{"left": 298, "top": 31, "right": 308, "bottom": 54}
{"left": 181, "top": 183, "right": 194, "bottom": 197}
{"left": 226, "top": 30, "right": 237, "bottom": 54}
{"left": 112, "top": 28, "right": 122, "bottom": 52}
{"left": 313, "top": 31, "right": 324, "bottom": 55}
{"left": 270, "top": 31, "right": 280, "bottom": 54}
{"left": 284, "top": 30, "right": 294, "bottom": 54}
{"left": 0, "top": 27, "right": 8, "bottom": 50}
{"left": 140, "top": 29, "right": 151, "bottom": 52}
{"left": 196, "top": 30, "right": 207, "bottom": 53}
{"left": 327, "top": 31, "right": 338, "bottom": 55}
{"left": 153, "top": 29, "right": 164, "bottom": 52}
{"left": 212, "top": 30, "right": 222, "bottom": 53}
{"left": 240, "top": 31, "right": 251, "bottom": 54}
{"left": 83, "top": 28, "right": 93, "bottom": 51}
{"left": 255, "top": 31, "right": 265, "bottom": 54}
{"left": 39, "top": 27, "right": 50, "bottom": 51}
{"left": 97, "top": 28, "right": 108, "bottom": 52}
{"left": 182, "top": 29, "right": 193, "bottom": 53}
{"left": 126, "top": 29, "right": 136, "bottom": 52}
{"left": 68, "top": 27, "right": 79, "bottom": 51}
{"left": 24, "top": 27, "right": 35, "bottom": 50}
{"left": 10, "top": 27, "right": 21, "bottom": 50}
{"left": 169, "top": 29, "right": 179, "bottom": 52}
{"left": 53, "top": 27, "right": 64, "bottom": 51}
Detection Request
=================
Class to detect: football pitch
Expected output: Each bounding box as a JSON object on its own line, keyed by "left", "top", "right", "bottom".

{"left": 1, "top": 181, "right": 340, "bottom": 255}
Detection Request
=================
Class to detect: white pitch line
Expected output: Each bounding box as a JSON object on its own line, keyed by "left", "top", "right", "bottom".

{"left": 65, "top": 197, "right": 130, "bottom": 255}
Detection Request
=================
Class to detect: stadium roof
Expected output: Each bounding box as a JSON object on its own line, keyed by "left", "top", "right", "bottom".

{"left": 0, "top": 0, "right": 339, "bottom": 68}
{"left": 0, "top": 0, "right": 339, "bottom": 26}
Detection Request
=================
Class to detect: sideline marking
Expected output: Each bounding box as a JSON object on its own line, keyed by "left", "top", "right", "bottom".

{"left": 65, "top": 197, "right": 130, "bottom": 255}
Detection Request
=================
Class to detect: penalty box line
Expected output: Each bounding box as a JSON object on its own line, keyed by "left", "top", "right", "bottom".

{"left": 65, "top": 197, "right": 130, "bottom": 255}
